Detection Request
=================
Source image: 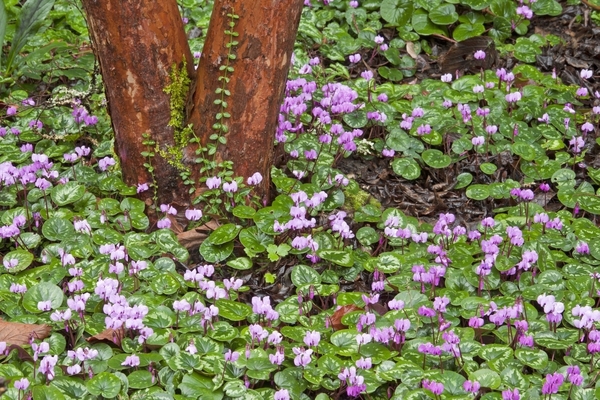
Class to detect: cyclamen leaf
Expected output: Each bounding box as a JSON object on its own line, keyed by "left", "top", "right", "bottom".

{"left": 6, "top": 0, "right": 57, "bottom": 73}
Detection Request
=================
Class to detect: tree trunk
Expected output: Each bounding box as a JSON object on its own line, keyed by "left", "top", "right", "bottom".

{"left": 81, "top": 0, "right": 195, "bottom": 209}
{"left": 186, "top": 0, "right": 304, "bottom": 201}
{"left": 83, "top": 0, "right": 303, "bottom": 210}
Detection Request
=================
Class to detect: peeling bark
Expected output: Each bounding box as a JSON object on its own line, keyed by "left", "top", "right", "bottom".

{"left": 81, "top": 0, "right": 194, "bottom": 209}
{"left": 187, "top": 0, "right": 304, "bottom": 201}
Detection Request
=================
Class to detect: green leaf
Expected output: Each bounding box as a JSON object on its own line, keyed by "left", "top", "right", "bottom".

{"left": 0, "top": 1, "right": 7, "bottom": 69}
{"left": 149, "top": 272, "right": 181, "bottom": 295}
{"left": 215, "top": 299, "right": 252, "bottom": 321}
{"left": 577, "top": 194, "right": 600, "bottom": 215}
{"left": 429, "top": 4, "right": 458, "bottom": 25}
{"left": 514, "top": 37, "right": 542, "bottom": 63}
{"left": 291, "top": 264, "right": 321, "bottom": 287}
{"left": 23, "top": 282, "right": 64, "bottom": 313}
{"left": 455, "top": 172, "right": 473, "bottom": 189}
{"left": 356, "top": 227, "right": 380, "bottom": 246}
{"left": 200, "top": 238, "right": 234, "bottom": 262}
{"left": 470, "top": 369, "right": 501, "bottom": 389}
{"left": 515, "top": 348, "right": 548, "bottom": 370}
{"left": 5, "top": 0, "right": 57, "bottom": 74}
{"left": 2, "top": 249, "right": 33, "bottom": 273}
{"left": 453, "top": 23, "right": 486, "bottom": 41}
{"left": 51, "top": 181, "right": 85, "bottom": 206}
{"left": 232, "top": 205, "right": 256, "bottom": 219}
{"left": 318, "top": 249, "right": 354, "bottom": 267}
{"left": 480, "top": 163, "right": 497, "bottom": 175}
{"left": 343, "top": 110, "right": 368, "bottom": 128}
{"left": 412, "top": 9, "right": 446, "bottom": 36}
{"left": 86, "top": 372, "right": 122, "bottom": 398}
{"left": 380, "top": 0, "right": 413, "bottom": 26}
{"left": 422, "top": 149, "right": 451, "bottom": 168}
{"left": 42, "top": 217, "right": 75, "bottom": 241}
{"left": 209, "top": 224, "right": 241, "bottom": 245}
{"left": 227, "top": 257, "right": 253, "bottom": 270}
{"left": 128, "top": 370, "right": 156, "bottom": 389}
{"left": 466, "top": 184, "right": 490, "bottom": 200}
{"left": 378, "top": 66, "right": 404, "bottom": 81}
{"left": 179, "top": 373, "right": 224, "bottom": 400}
{"left": 32, "top": 385, "right": 66, "bottom": 400}
{"left": 391, "top": 158, "right": 421, "bottom": 180}
{"left": 239, "top": 226, "right": 272, "bottom": 253}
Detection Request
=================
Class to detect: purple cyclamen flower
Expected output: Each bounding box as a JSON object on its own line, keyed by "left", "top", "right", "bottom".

{"left": 206, "top": 176, "right": 221, "bottom": 189}
{"left": 122, "top": 354, "right": 140, "bottom": 367}
{"left": 14, "top": 377, "right": 30, "bottom": 391}
{"left": 349, "top": 54, "right": 361, "bottom": 63}
{"left": 98, "top": 157, "right": 116, "bottom": 171}
{"left": 247, "top": 172, "right": 263, "bottom": 185}
{"left": 474, "top": 50, "right": 485, "bottom": 60}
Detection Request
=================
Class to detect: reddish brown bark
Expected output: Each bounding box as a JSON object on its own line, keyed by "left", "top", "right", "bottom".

{"left": 83, "top": 0, "right": 303, "bottom": 209}
{"left": 81, "top": 0, "right": 195, "bottom": 208}
{"left": 186, "top": 0, "right": 304, "bottom": 200}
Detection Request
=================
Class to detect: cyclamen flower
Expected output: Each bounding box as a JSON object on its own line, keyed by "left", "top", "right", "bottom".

{"left": 349, "top": 54, "right": 361, "bottom": 63}
{"left": 14, "top": 377, "right": 29, "bottom": 391}
{"left": 516, "top": 5, "right": 533, "bottom": 19}
{"left": 471, "top": 136, "right": 484, "bottom": 146}
{"left": 542, "top": 372, "right": 564, "bottom": 395}
{"left": 292, "top": 347, "right": 313, "bottom": 367}
{"left": 137, "top": 183, "right": 149, "bottom": 193}
{"left": 361, "top": 70, "right": 373, "bottom": 81}
{"left": 185, "top": 209, "right": 203, "bottom": 220}
{"left": 441, "top": 73, "right": 452, "bottom": 82}
{"left": 39, "top": 355, "right": 58, "bottom": 380}
{"left": 473, "top": 50, "right": 485, "bottom": 60}
{"left": 247, "top": 172, "right": 263, "bottom": 185}
{"left": 122, "top": 354, "right": 140, "bottom": 367}
{"left": 206, "top": 176, "right": 221, "bottom": 189}
{"left": 224, "top": 349, "right": 240, "bottom": 362}
{"left": 274, "top": 389, "right": 290, "bottom": 400}
{"left": 581, "top": 69, "right": 593, "bottom": 79}
{"left": 98, "top": 157, "right": 116, "bottom": 171}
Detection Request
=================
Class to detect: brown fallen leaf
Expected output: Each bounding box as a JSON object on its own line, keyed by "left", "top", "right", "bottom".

{"left": 329, "top": 305, "right": 362, "bottom": 331}
{"left": 177, "top": 220, "right": 220, "bottom": 251}
{"left": 0, "top": 319, "right": 51, "bottom": 345}
{"left": 86, "top": 327, "right": 125, "bottom": 347}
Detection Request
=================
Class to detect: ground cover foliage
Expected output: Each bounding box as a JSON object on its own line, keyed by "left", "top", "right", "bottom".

{"left": 3, "top": 0, "right": 600, "bottom": 399}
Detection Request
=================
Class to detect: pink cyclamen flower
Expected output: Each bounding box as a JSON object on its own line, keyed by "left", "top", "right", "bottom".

{"left": 474, "top": 50, "right": 486, "bottom": 60}
{"left": 472, "top": 136, "right": 484, "bottom": 146}
{"left": 516, "top": 5, "right": 533, "bottom": 19}
{"left": 122, "top": 354, "right": 140, "bottom": 367}
{"left": 581, "top": 69, "right": 593, "bottom": 79}
{"left": 441, "top": 73, "right": 452, "bottom": 82}
{"left": 349, "top": 54, "right": 361, "bottom": 63}
{"left": 185, "top": 209, "right": 203, "bottom": 221}
{"left": 206, "top": 176, "right": 221, "bottom": 189}
{"left": 274, "top": 389, "right": 290, "bottom": 400}
{"left": 247, "top": 172, "right": 263, "bottom": 185}
{"left": 14, "top": 377, "right": 30, "bottom": 391}
{"left": 361, "top": 70, "right": 374, "bottom": 81}
{"left": 98, "top": 157, "right": 116, "bottom": 171}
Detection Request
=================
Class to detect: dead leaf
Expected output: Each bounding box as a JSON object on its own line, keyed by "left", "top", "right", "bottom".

{"left": 406, "top": 42, "right": 417, "bottom": 59}
{"left": 329, "top": 305, "right": 362, "bottom": 331}
{"left": 86, "top": 327, "right": 125, "bottom": 347}
{"left": 0, "top": 319, "right": 51, "bottom": 345}
{"left": 438, "top": 37, "right": 497, "bottom": 75}
{"left": 177, "top": 220, "right": 220, "bottom": 251}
